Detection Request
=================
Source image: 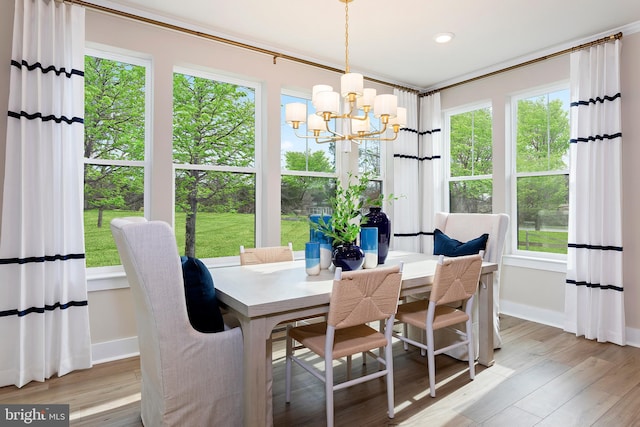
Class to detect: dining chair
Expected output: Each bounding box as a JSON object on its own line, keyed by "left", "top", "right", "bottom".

{"left": 239, "top": 242, "right": 296, "bottom": 340}
{"left": 110, "top": 217, "right": 244, "bottom": 426}
{"left": 239, "top": 242, "right": 294, "bottom": 265}
{"left": 285, "top": 264, "right": 404, "bottom": 427}
{"left": 432, "top": 212, "right": 509, "bottom": 358}
{"left": 393, "top": 253, "right": 483, "bottom": 397}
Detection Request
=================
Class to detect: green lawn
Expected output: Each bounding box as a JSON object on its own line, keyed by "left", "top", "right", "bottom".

{"left": 84, "top": 210, "right": 310, "bottom": 268}
{"left": 517, "top": 229, "right": 567, "bottom": 254}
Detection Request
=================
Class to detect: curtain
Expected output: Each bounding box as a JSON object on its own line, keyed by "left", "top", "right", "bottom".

{"left": 564, "top": 39, "right": 625, "bottom": 345}
{"left": 419, "top": 93, "right": 443, "bottom": 254}
{"left": 0, "top": 0, "right": 91, "bottom": 387}
{"left": 392, "top": 89, "right": 421, "bottom": 252}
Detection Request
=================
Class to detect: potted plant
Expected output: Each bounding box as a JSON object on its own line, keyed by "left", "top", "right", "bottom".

{"left": 311, "top": 173, "right": 371, "bottom": 270}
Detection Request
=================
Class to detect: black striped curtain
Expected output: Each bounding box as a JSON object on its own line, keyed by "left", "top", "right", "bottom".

{"left": 392, "top": 90, "right": 421, "bottom": 252}
{"left": 564, "top": 39, "right": 625, "bottom": 345}
{"left": 419, "top": 93, "right": 443, "bottom": 254}
{"left": 391, "top": 91, "right": 443, "bottom": 254}
{"left": 0, "top": 0, "right": 91, "bottom": 387}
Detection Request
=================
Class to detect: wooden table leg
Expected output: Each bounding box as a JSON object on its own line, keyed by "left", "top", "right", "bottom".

{"left": 238, "top": 316, "right": 271, "bottom": 427}
{"left": 477, "top": 271, "right": 495, "bottom": 367}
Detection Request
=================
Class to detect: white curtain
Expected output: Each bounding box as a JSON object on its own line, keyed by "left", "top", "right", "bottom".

{"left": 564, "top": 39, "right": 625, "bottom": 345}
{"left": 392, "top": 89, "right": 421, "bottom": 252}
{"left": 419, "top": 93, "right": 443, "bottom": 254}
{"left": 0, "top": 0, "right": 91, "bottom": 387}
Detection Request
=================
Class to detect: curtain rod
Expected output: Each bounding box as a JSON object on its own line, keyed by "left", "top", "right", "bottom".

{"left": 67, "top": 0, "right": 419, "bottom": 93}
{"left": 421, "top": 32, "right": 623, "bottom": 97}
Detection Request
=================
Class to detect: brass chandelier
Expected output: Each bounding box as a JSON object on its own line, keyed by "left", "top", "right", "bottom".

{"left": 284, "top": 0, "right": 406, "bottom": 146}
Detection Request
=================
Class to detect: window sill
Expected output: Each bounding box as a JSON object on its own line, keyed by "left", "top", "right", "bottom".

{"left": 502, "top": 254, "right": 566, "bottom": 273}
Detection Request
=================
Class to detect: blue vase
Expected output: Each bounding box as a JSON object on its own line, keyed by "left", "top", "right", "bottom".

{"left": 305, "top": 242, "right": 321, "bottom": 276}
{"left": 309, "top": 214, "right": 333, "bottom": 269}
{"left": 365, "top": 207, "right": 391, "bottom": 264}
{"left": 309, "top": 214, "right": 331, "bottom": 243}
{"left": 359, "top": 227, "right": 378, "bottom": 269}
{"left": 332, "top": 243, "right": 365, "bottom": 271}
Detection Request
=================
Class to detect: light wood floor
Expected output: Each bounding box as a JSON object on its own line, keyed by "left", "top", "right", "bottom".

{"left": 2, "top": 315, "right": 640, "bottom": 426}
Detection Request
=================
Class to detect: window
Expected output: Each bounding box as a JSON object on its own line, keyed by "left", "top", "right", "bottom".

{"left": 280, "top": 92, "right": 337, "bottom": 250}
{"left": 512, "top": 86, "right": 570, "bottom": 255}
{"left": 84, "top": 52, "right": 149, "bottom": 268}
{"left": 173, "top": 68, "right": 258, "bottom": 258}
{"left": 358, "top": 122, "right": 385, "bottom": 207}
{"left": 445, "top": 104, "right": 493, "bottom": 213}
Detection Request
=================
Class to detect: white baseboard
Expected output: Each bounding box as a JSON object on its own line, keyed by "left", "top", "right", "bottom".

{"left": 91, "top": 336, "right": 139, "bottom": 365}
{"left": 500, "top": 300, "right": 565, "bottom": 329}
{"left": 88, "top": 302, "right": 640, "bottom": 364}
{"left": 501, "top": 300, "right": 640, "bottom": 348}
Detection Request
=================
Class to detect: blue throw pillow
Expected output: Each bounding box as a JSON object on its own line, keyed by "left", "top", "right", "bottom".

{"left": 180, "top": 256, "right": 225, "bottom": 333}
{"left": 433, "top": 228, "right": 489, "bottom": 257}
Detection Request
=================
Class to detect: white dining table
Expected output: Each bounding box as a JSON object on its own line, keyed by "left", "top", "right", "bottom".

{"left": 212, "top": 250, "right": 498, "bottom": 427}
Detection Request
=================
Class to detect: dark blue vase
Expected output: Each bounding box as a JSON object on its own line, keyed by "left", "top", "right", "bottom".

{"left": 332, "top": 243, "right": 365, "bottom": 271}
{"left": 365, "top": 207, "right": 391, "bottom": 264}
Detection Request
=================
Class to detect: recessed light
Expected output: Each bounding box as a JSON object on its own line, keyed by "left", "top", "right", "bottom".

{"left": 434, "top": 32, "right": 455, "bottom": 44}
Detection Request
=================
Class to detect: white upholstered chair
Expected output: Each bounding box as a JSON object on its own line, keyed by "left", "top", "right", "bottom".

{"left": 394, "top": 254, "right": 483, "bottom": 397}
{"left": 111, "top": 217, "right": 243, "bottom": 427}
{"left": 433, "top": 212, "right": 509, "bottom": 358}
{"left": 285, "top": 264, "right": 403, "bottom": 427}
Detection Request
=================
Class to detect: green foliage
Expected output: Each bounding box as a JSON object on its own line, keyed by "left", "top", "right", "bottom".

{"left": 450, "top": 179, "right": 492, "bottom": 213}
{"left": 516, "top": 97, "right": 569, "bottom": 173}
{"left": 281, "top": 150, "right": 334, "bottom": 215}
{"left": 450, "top": 108, "right": 493, "bottom": 177}
{"left": 311, "top": 172, "right": 373, "bottom": 245}
{"left": 172, "top": 73, "right": 256, "bottom": 257}
{"left": 84, "top": 57, "right": 146, "bottom": 222}
{"left": 514, "top": 95, "right": 570, "bottom": 226}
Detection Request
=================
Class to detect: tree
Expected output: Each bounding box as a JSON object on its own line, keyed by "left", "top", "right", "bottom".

{"left": 84, "top": 56, "right": 145, "bottom": 227}
{"left": 449, "top": 108, "right": 493, "bottom": 212}
{"left": 173, "top": 73, "right": 255, "bottom": 257}
{"left": 516, "top": 96, "right": 570, "bottom": 226}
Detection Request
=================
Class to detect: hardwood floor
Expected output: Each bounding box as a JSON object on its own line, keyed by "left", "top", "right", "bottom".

{"left": 2, "top": 315, "right": 640, "bottom": 426}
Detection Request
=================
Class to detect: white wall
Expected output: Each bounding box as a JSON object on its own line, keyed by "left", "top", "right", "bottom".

{"left": 1, "top": 3, "right": 639, "bottom": 361}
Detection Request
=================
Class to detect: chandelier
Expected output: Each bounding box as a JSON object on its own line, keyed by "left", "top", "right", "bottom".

{"left": 284, "top": 0, "right": 406, "bottom": 146}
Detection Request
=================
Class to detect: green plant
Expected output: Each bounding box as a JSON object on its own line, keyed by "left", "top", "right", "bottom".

{"left": 365, "top": 191, "right": 402, "bottom": 209}
{"left": 312, "top": 173, "right": 371, "bottom": 246}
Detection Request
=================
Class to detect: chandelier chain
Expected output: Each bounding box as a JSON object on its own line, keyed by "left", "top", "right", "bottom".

{"left": 344, "top": 0, "right": 349, "bottom": 73}
{"left": 283, "top": 0, "right": 404, "bottom": 145}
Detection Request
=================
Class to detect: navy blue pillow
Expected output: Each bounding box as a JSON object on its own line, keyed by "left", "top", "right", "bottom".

{"left": 433, "top": 228, "right": 488, "bottom": 257}
{"left": 180, "top": 256, "right": 225, "bottom": 333}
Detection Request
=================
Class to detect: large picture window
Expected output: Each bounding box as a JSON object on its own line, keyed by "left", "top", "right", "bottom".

{"left": 83, "top": 51, "right": 149, "bottom": 268}
{"left": 512, "top": 86, "right": 570, "bottom": 255}
{"left": 445, "top": 104, "right": 493, "bottom": 213}
{"left": 173, "top": 68, "right": 258, "bottom": 258}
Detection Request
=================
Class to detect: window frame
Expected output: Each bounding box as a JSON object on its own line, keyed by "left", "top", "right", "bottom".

{"left": 83, "top": 46, "right": 152, "bottom": 273}
{"left": 172, "top": 65, "right": 262, "bottom": 258}
{"left": 443, "top": 100, "right": 493, "bottom": 213}
{"left": 508, "top": 81, "right": 570, "bottom": 261}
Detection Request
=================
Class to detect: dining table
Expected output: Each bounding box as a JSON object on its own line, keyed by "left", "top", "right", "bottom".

{"left": 212, "top": 250, "right": 498, "bottom": 427}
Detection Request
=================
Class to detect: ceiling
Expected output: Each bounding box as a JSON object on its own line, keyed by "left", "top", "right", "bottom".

{"left": 100, "top": 0, "right": 640, "bottom": 91}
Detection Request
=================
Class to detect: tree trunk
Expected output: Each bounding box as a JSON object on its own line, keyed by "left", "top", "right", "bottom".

{"left": 184, "top": 186, "right": 198, "bottom": 258}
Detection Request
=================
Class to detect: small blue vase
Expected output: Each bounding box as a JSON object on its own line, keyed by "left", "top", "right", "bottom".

{"left": 332, "top": 243, "right": 365, "bottom": 271}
